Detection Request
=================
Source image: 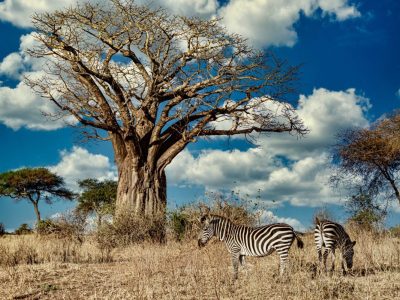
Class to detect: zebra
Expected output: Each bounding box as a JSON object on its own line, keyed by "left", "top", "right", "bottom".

{"left": 314, "top": 217, "right": 356, "bottom": 275}
{"left": 197, "top": 213, "right": 304, "bottom": 280}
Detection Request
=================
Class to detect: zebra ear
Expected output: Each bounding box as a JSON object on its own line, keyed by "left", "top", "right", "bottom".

{"left": 315, "top": 217, "right": 320, "bottom": 225}
{"left": 352, "top": 241, "right": 356, "bottom": 246}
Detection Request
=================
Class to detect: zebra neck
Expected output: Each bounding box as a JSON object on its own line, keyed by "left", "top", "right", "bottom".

{"left": 214, "top": 217, "right": 235, "bottom": 241}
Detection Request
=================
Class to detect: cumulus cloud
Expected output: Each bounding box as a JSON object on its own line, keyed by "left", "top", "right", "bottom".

{"left": 167, "top": 87, "right": 370, "bottom": 207}
{"left": 0, "top": 80, "right": 77, "bottom": 130}
{"left": 0, "top": 0, "right": 359, "bottom": 48}
{"left": 261, "top": 88, "right": 370, "bottom": 160}
{"left": 48, "top": 146, "right": 117, "bottom": 191}
{"left": 259, "top": 210, "right": 306, "bottom": 231}
{"left": 0, "top": 0, "right": 83, "bottom": 27}
{"left": 218, "top": 0, "right": 360, "bottom": 47}
{"left": 0, "top": 0, "right": 218, "bottom": 28}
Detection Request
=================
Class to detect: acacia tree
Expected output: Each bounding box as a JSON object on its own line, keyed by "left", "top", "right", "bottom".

{"left": 333, "top": 114, "right": 400, "bottom": 206}
{"left": 0, "top": 168, "right": 75, "bottom": 222}
{"left": 26, "top": 0, "right": 306, "bottom": 219}
{"left": 76, "top": 179, "right": 117, "bottom": 227}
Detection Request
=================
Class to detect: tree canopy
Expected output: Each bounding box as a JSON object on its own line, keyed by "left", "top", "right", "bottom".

{"left": 0, "top": 168, "right": 75, "bottom": 222}
{"left": 333, "top": 113, "right": 400, "bottom": 206}
{"left": 76, "top": 178, "right": 117, "bottom": 227}
{"left": 25, "top": 0, "right": 307, "bottom": 220}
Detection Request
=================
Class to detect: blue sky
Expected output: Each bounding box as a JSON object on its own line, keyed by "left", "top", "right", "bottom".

{"left": 0, "top": 0, "right": 399, "bottom": 232}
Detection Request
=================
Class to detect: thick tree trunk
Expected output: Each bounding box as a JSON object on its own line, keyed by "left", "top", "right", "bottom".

{"left": 115, "top": 156, "right": 167, "bottom": 218}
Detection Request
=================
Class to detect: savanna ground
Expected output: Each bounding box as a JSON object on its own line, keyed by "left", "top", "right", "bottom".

{"left": 0, "top": 229, "right": 399, "bottom": 300}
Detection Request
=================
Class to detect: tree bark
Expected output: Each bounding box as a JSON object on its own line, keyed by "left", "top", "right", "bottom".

{"left": 115, "top": 156, "right": 167, "bottom": 218}
{"left": 32, "top": 201, "right": 41, "bottom": 223}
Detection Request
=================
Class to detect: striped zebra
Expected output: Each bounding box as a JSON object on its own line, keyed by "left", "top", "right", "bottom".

{"left": 314, "top": 217, "right": 356, "bottom": 274}
{"left": 198, "top": 214, "right": 304, "bottom": 280}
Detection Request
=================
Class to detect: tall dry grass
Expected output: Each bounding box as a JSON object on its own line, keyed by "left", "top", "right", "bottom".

{"left": 0, "top": 228, "right": 399, "bottom": 299}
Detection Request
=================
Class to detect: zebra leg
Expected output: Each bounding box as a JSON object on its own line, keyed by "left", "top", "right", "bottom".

{"left": 330, "top": 249, "right": 336, "bottom": 272}
{"left": 277, "top": 250, "right": 289, "bottom": 276}
{"left": 239, "top": 255, "right": 245, "bottom": 267}
{"left": 341, "top": 259, "right": 347, "bottom": 275}
{"left": 323, "top": 248, "right": 329, "bottom": 273}
{"left": 317, "top": 248, "right": 322, "bottom": 263}
{"left": 231, "top": 253, "right": 240, "bottom": 280}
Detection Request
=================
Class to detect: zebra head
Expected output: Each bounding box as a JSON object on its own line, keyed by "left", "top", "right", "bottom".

{"left": 343, "top": 240, "right": 356, "bottom": 269}
{"left": 198, "top": 214, "right": 215, "bottom": 248}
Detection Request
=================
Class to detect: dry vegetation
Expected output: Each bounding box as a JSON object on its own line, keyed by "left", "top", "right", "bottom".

{"left": 0, "top": 228, "right": 399, "bottom": 300}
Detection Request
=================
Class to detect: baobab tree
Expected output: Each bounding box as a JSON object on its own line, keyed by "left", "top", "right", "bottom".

{"left": 26, "top": 0, "right": 306, "bottom": 221}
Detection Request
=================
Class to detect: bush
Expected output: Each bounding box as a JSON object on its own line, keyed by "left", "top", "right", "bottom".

{"left": 167, "top": 192, "right": 259, "bottom": 241}
{"left": 15, "top": 223, "right": 32, "bottom": 235}
{"left": 96, "top": 213, "right": 166, "bottom": 248}
{"left": 0, "top": 222, "right": 5, "bottom": 236}
{"left": 36, "top": 212, "right": 86, "bottom": 244}
{"left": 168, "top": 209, "right": 190, "bottom": 242}
{"left": 388, "top": 225, "right": 400, "bottom": 238}
{"left": 36, "top": 219, "right": 59, "bottom": 235}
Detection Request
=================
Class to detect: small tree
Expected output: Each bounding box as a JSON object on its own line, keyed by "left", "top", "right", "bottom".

{"left": 0, "top": 168, "right": 75, "bottom": 223}
{"left": 76, "top": 179, "right": 117, "bottom": 227}
{"left": 333, "top": 116, "right": 400, "bottom": 206}
{"left": 15, "top": 223, "right": 32, "bottom": 235}
{"left": 346, "top": 187, "right": 386, "bottom": 230}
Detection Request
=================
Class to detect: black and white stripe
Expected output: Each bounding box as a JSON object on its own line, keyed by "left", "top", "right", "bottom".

{"left": 314, "top": 217, "right": 356, "bottom": 274}
{"left": 198, "top": 214, "right": 304, "bottom": 279}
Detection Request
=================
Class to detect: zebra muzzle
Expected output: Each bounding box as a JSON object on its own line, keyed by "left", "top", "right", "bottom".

{"left": 198, "top": 239, "right": 205, "bottom": 248}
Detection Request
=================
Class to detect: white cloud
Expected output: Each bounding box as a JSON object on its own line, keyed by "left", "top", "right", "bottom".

{"left": 0, "top": 80, "right": 76, "bottom": 130}
{"left": 0, "top": 0, "right": 81, "bottom": 27}
{"left": 318, "top": 0, "right": 361, "bottom": 21}
{"left": 259, "top": 210, "right": 305, "bottom": 231}
{"left": 0, "top": 0, "right": 359, "bottom": 48}
{"left": 219, "top": 0, "right": 360, "bottom": 47}
{"left": 167, "top": 88, "right": 370, "bottom": 207}
{"left": 0, "top": 0, "right": 218, "bottom": 28}
{"left": 261, "top": 88, "right": 370, "bottom": 160}
{"left": 0, "top": 52, "right": 24, "bottom": 78}
{"left": 48, "top": 146, "right": 117, "bottom": 191}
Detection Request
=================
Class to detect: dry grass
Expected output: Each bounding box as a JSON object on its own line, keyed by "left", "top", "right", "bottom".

{"left": 0, "top": 230, "right": 399, "bottom": 299}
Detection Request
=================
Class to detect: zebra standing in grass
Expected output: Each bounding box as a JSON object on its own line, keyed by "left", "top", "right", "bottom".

{"left": 197, "top": 213, "right": 304, "bottom": 280}
{"left": 314, "top": 217, "right": 356, "bottom": 274}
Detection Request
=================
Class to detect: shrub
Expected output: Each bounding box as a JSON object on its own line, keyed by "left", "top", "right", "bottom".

{"left": 167, "top": 192, "right": 259, "bottom": 241}
{"left": 168, "top": 209, "right": 190, "bottom": 242}
{"left": 388, "top": 225, "right": 400, "bottom": 237}
{"left": 0, "top": 222, "right": 5, "bottom": 236}
{"left": 36, "top": 219, "right": 59, "bottom": 235}
{"left": 36, "top": 212, "right": 86, "bottom": 244}
{"left": 15, "top": 223, "right": 32, "bottom": 235}
{"left": 96, "top": 213, "right": 166, "bottom": 247}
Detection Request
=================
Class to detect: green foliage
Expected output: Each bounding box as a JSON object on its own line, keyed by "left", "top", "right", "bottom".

{"left": 346, "top": 188, "right": 386, "bottom": 230}
{"left": 15, "top": 223, "right": 32, "bottom": 235}
{"left": 0, "top": 168, "right": 75, "bottom": 222}
{"left": 0, "top": 168, "right": 75, "bottom": 201}
{"left": 36, "top": 219, "right": 59, "bottom": 235}
{"left": 169, "top": 209, "right": 189, "bottom": 242}
{"left": 76, "top": 179, "right": 117, "bottom": 227}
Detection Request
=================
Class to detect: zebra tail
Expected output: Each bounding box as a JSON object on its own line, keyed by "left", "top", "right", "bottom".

{"left": 294, "top": 231, "right": 304, "bottom": 249}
